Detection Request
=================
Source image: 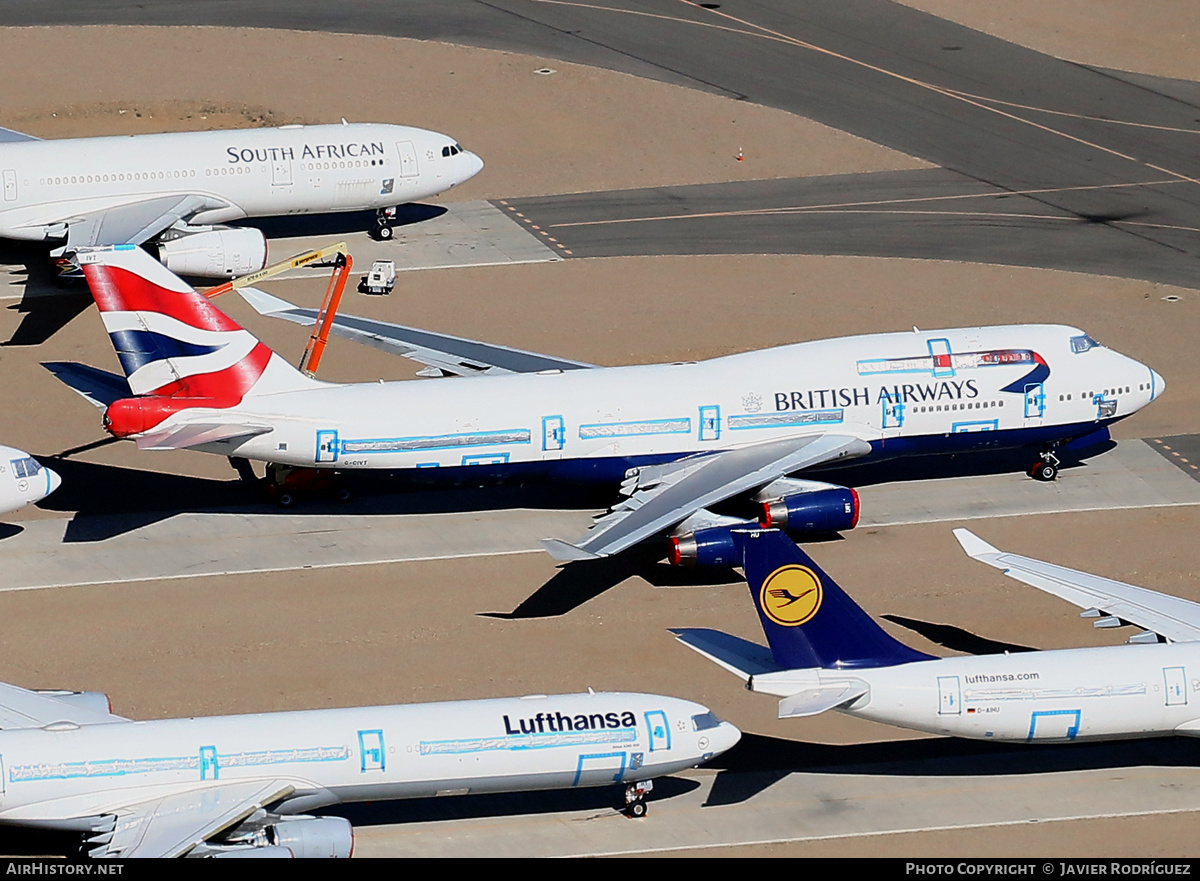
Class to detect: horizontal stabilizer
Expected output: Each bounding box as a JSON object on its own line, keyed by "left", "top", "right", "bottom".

{"left": 952, "top": 528, "right": 1001, "bottom": 561}
{"left": 777, "top": 682, "right": 869, "bottom": 718}
{"left": 135, "top": 422, "right": 273, "bottom": 451}
{"left": 540, "top": 538, "right": 601, "bottom": 563}
{"left": 42, "top": 361, "right": 132, "bottom": 409}
{"left": 0, "top": 682, "right": 126, "bottom": 729}
{"left": 0, "top": 126, "right": 38, "bottom": 143}
{"left": 670, "top": 628, "right": 782, "bottom": 680}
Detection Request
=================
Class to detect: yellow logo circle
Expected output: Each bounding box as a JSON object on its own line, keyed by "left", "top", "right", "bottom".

{"left": 760, "top": 565, "right": 823, "bottom": 627}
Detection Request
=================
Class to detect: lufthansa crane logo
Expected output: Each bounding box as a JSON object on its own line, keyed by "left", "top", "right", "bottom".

{"left": 760, "top": 565, "right": 823, "bottom": 627}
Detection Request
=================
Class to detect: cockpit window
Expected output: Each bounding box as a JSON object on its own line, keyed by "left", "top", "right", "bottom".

{"left": 441, "top": 144, "right": 461, "bottom": 157}
{"left": 692, "top": 711, "right": 722, "bottom": 732}
{"left": 10, "top": 457, "right": 41, "bottom": 479}
{"left": 1070, "top": 334, "right": 1101, "bottom": 354}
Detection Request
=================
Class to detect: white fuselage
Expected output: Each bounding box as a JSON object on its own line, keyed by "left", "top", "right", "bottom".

{"left": 0, "top": 123, "right": 483, "bottom": 240}
{"left": 193, "top": 324, "right": 1161, "bottom": 476}
{"left": 0, "top": 692, "right": 738, "bottom": 827}
{"left": 757, "top": 643, "right": 1200, "bottom": 743}
{"left": 0, "top": 445, "right": 60, "bottom": 515}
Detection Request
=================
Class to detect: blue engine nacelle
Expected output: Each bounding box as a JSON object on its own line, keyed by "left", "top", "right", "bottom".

{"left": 668, "top": 526, "right": 741, "bottom": 568}
{"left": 759, "top": 487, "right": 859, "bottom": 534}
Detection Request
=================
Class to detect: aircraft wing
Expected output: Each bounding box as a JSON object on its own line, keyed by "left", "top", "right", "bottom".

{"left": 96, "top": 780, "right": 295, "bottom": 858}
{"left": 238, "top": 286, "right": 595, "bottom": 376}
{"left": 134, "top": 421, "right": 274, "bottom": 452}
{"left": 54, "top": 193, "right": 228, "bottom": 250}
{"left": 0, "top": 126, "right": 38, "bottom": 143}
{"left": 0, "top": 682, "right": 127, "bottom": 729}
{"left": 543, "top": 434, "right": 873, "bottom": 562}
{"left": 42, "top": 362, "right": 132, "bottom": 409}
{"left": 955, "top": 528, "right": 1200, "bottom": 643}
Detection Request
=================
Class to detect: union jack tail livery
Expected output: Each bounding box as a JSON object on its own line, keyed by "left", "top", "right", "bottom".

{"left": 75, "top": 245, "right": 320, "bottom": 440}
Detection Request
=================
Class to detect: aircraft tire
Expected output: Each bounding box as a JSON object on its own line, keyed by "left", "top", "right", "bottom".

{"left": 277, "top": 491, "right": 296, "bottom": 508}
{"left": 373, "top": 224, "right": 394, "bottom": 241}
{"left": 627, "top": 801, "right": 647, "bottom": 819}
{"left": 1031, "top": 462, "right": 1058, "bottom": 481}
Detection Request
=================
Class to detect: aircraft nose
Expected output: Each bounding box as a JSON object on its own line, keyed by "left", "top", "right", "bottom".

{"left": 711, "top": 721, "right": 742, "bottom": 756}
{"left": 42, "top": 466, "right": 62, "bottom": 500}
{"left": 461, "top": 151, "right": 484, "bottom": 183}
{"left": 1150, "top": 368, "right": 1166, "bottom": 401}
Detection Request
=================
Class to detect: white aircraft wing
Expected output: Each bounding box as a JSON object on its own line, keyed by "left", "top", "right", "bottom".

{"left": 0, "top": 126, "right": 38, "bottom": 143}
{"left": 543, "top": 434, "right": 873, "bottom": 562}
{"left": 96, "top": 779, "right": 295, "bottom": 858}
{"left": 57, "top": 193, "right": 228, "bottom": 250}
{"left": 238, "top": 286, "right": 595, "bottom": 376}
{"left": 0, "top": 682, "right": 127, "bottom": 729}
{"left": 134, "top": 421, "right": 274, "bottom": 452}
{"left": 955, "top": 529, "right": 1200, "bottom": 643}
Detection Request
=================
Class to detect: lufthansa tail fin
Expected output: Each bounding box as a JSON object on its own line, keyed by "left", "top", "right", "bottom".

{"left": 735, "top": 529, "right": 933, "bottom": 670}
{"left": 75, "top": 245, "right": 320, "bottom": 403}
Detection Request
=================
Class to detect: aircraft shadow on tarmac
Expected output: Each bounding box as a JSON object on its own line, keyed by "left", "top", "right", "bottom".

{"left": 239, "top": 203, "right": 446, "bottom": 239}
{"left": 323, "top": 775, "right": 701, "bottom": 830}
{"left": 881, "top": 614, "right": 1038, "bottom": 655}
{"left": 701, "top": 731, "right": 1200, "bottom": 808}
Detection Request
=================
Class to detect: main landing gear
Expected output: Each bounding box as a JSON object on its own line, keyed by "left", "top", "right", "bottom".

{"left": 1029, "top": 449, "right": 1061, "bottom": 482}
{"left": 622, "top": 780, "right": 653, "bottom": 818}
{"left": 370, "top": 206, "right": 398, "bottom": 241}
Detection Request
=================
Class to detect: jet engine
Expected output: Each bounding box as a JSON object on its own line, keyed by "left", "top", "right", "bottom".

{"left": 668, "top": 480, "right": 861, "bottom": 567}
{"left": 205, "top": 814, "right": 353, "bottom": 859}
{"left": 759, "top": 486, "right": 859, "bottom": 534}
{"left": 155, "top": 226, "right": 268, "bottom": 278}
{"left": 668, "top": 526, "right": 741, "bottom": 568}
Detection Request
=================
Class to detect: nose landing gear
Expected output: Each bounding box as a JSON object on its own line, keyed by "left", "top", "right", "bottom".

{"left": 622, "top": 780, "right": 653, "bottom": 818}
{"left": 370, "top": 207, "right": 398, "bottom": 241}
{"left": 1029, "top": 449, "right": 1061, "bottom": 481}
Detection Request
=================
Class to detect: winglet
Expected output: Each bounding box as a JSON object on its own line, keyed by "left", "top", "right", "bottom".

{"left": 540, "top": 538, "right": 602, "bottom": 563}
{"left": 952, "top": 528, "right": 1006, "bottom": 567}
{"left": 237, "top": 286, "right": 307, "bottom": 319}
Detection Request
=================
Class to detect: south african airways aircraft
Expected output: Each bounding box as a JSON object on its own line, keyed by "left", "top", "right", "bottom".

{"left": 0, "top": 684, "right": 737, "bottom": 857}
{"left": 676, "top": 527, "right": 1200, "bottom": 745}
{"left": 50, "top": 245, "right": 1162, "bottom": 563}
{"left": 0, "top": 121, "right": 482, "bottom": 277}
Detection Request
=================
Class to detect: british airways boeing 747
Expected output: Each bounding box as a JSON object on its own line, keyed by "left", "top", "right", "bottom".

{"left": 51, "top": 245, "right": 1163, "bottom": 563}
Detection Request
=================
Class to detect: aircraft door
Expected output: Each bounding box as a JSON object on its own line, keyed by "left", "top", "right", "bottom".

{"left": 882, "top": 395, "right": 905, "bottom": 430}
{"left": 542, "top": 415, "right": 565, "bottom": 453}
{"left": 699, "top": 405, "right": 720, "bottom": 442}
{"left": 937, "top": 676, "right": 961, "bottom": 715}
{"left": 2, "top": 169, "right": 15, "bottom": 202}
{"left": 395, "top": 141, "right": 420, "bottom": 178}
{"left": 316, "top": 430, "right": 339, "bottom": 464}
{"left": 1164, "top": 666, "right": 1188, "bottom": 706}
{"left": 271, "top": 158, "right": 293, "bottom": 187}
{"left": 1023, "top": 383, "right": 1046, "bottom": 420}
{"left": 199, "top": 745, "right": 219, "bottom": 780}
{"left": 644, "top": 710, "right": 670, "bottom": 752}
